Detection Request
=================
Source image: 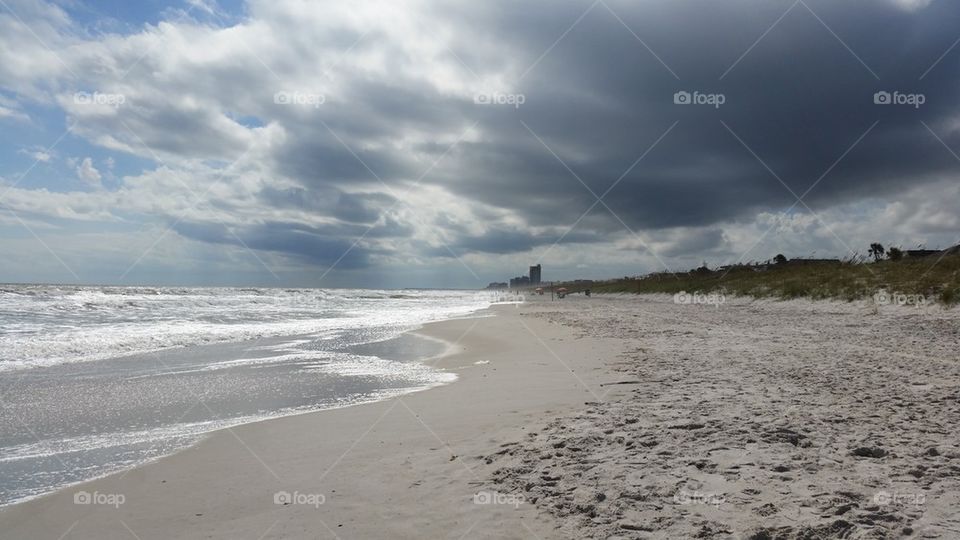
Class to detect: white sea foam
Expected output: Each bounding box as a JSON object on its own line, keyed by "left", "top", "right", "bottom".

{"left": 0, "top": 286, "right": 488, "bottom": 507}
{"left": 0, "top": 287, "right": 493, "bottom": 372}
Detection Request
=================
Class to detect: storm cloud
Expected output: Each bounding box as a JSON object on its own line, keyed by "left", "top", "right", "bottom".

{"left": 0, "top": 0, "right": 958, "bottom": 286}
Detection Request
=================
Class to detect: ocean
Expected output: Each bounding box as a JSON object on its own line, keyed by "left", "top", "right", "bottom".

{"left": 0, "top": 285, "right": 495, "bottom": 506}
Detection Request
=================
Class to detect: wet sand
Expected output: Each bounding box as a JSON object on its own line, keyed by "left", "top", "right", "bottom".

{"left": 0, "top": 304, "right": 613, "bottom": 539}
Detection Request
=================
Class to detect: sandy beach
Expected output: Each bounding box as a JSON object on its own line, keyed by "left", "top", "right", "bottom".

{"left": 490, "top": 295, "right": 960, "bottom": 539}
{"left": 3, "top": 295, "right": 960, "bottom": 539}
{"left": 0, "top": 302, "right": 614, "bottom": 539}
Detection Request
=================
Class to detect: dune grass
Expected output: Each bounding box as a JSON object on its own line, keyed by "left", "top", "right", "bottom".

{"left": 557, "top": 254, "right": 960, "bottom": 305}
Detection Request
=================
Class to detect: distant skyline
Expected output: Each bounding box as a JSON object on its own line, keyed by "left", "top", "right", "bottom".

{"left": 1, "top": 0, "right": 959, "bottom": 288}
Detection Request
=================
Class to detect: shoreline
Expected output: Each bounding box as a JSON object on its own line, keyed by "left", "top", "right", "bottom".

{"left": 0, "top": 303, "right": 609, "bottom": 539}
{"left": 0, "top": 311, "right": 487, "bottom": 510}
{"left": 0, "top": 354, "right": 456, "bottom": 511}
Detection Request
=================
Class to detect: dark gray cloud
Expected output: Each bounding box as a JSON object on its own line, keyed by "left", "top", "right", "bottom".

{"left": 333, "top": 192, "right": 396, "bottom": 224}
{"left": 173, "top": 0, "right": 954, "bottom": 269}
{"left": 258, "top": 186, "right": 396, "bottom": 225}
{"left": 172, "top": 220, "right": 372, "bottom": 268}
{"left": 417, "top": 0, "right": 960, "bottom": 241}
{"left": 431, "top": 227, "right": 601, "bottom": 257}
{"left": 138, "top": 0, "right": 960, "bottom": 267}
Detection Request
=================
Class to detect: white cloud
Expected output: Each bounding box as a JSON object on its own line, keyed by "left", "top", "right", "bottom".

{"left": 888, "top": 0, "right": 934, "bottom": 11}
{"left": 17, "top": 148, "right": 52, "bottom": 162}
{"left": 185, "top": 0, "right": 219, "bottom": 16}
{"left": 0, "top": 105, "right": 29, "bottom": 122}
{"left": 76, "top": 157, "right": 102, "bottom": 186}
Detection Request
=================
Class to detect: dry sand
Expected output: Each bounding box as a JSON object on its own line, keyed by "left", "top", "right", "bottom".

{"left": 487, "top": 295, "right": 960, "bottom": 539}
{"left": 2, "top": 295, "right": 959, "bottom": 539}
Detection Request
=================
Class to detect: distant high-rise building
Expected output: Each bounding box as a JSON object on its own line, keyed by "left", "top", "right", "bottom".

{"left": 529, "top": 264, "right": 541, "bottom": 285}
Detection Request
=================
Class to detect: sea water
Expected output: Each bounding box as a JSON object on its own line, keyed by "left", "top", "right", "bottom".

{"left": 0, "top": 285, "right": 493, "bottom": 506}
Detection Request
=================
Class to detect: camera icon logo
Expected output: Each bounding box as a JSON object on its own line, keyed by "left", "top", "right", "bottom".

{"left": 673, "top": 91, "right": 691, "bottom": 105}
{"left": 74, "top": 491, "right": 91, "bottom": 505}
{"left": 874, "top": 91, "right": 891, "bottom": 105}
{"left": 274, "top": 491, "right": 292, "bottom": 505}
{"left": 673, "top": 291, "right": 691, "bottom": 304}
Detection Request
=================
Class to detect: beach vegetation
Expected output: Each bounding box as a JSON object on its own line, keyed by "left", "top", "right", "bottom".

{"left": 549, "top": 245, "right": 960, "bottom": 306}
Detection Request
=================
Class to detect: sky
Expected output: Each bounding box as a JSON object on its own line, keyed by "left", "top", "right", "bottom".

{"left": 0, "top": 0, "right": 958, "bottom": 288}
